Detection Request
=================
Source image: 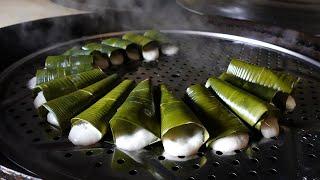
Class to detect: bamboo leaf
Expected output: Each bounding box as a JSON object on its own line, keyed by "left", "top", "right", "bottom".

{"left": 160, "top": 84, "right": 209, "bottom": 141}
{"left": 206, "top": 77, "right": 271, "bottom": 130}
{"left": 34, "top": 69, "right": 106, "bottom": 103}
{"left": 102, "top": 38, "right": 136, "bottom": 50}
{"left": 123, "top": 33, "right": 157, "bottom": 48}
{"left": 227, "top": 59, "right": 300, "bottom": 93}
{"left": 71, "top": 80, "right": 134, "bottom": 135}
{"left": 43, "top": 75, "right": 119, "bottom": 130}
{"left": 109, "top": 79, "right": 160, "bottom": 144}
{"left": 144, "top": 30, "right": 170, "bottom": 44}
{"left": 186, "top": 84, "right": 248, "bottom": 145}
{"left": 219, "top": 72, "right": 277, "bottom": 102}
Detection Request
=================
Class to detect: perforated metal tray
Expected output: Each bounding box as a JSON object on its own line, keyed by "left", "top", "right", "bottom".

{"left": 0, "top": 30, "right": 319, "bottom": 180}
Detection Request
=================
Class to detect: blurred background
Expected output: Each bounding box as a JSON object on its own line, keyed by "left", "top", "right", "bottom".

{"left": 1, "top": 0, "right": 320, "bottom": 36}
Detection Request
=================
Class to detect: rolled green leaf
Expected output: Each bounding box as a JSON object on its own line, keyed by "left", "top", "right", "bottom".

{"left": 144, "top": 30, "right": 179, "bottom": 56}
{"left": 43, "top": 75, "right": 119, "bottom": 130}
{"left": 160, "top": 84, "right": 209, "bottom": 156}
{"left": 219, "top": 72, "right": 295, "bottom": 111}
{"left": 102, "top": 38, "right": 140, "bottom": 61}
{"left": 109, "top": 79, "right": 160, "bottom": 151}
{"left": 45, "top": 55, "right": 70, "bottom": 68}
{"left": 69, "top": 55, "right": 94, "bottom": 67}
{"left": 144, "top": 30, "right": 170, "bottom": 44}
{"left": 123, "top": 33, "right": 159, "bottom": 62}
{"left": 206, "top": 77, "right": 280, "bottom": 138}
{"left": 186, "top": 84, "right": 249, "bottom": 152}
{"left": 69, "top": 80, "right": 134, "bottom": 146}
{"left": 83, "top": 43, "right": 125, "bottom": 65}
{"left": 227, "top": 59, "right": 300, "bottom": 93}
{"left": 35, "top": 68, "right": 67, "bottom": 85}
{"left": 33, "top": 69, "right": 106, "bottom": 109}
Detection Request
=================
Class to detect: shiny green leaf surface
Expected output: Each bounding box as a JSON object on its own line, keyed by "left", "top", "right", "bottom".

{"left": 34, "top": 69, "right": 106, "bottom": 101}
{"left": 43, "top": 75, "right": 119, "bottom": 130}
{"left": 160, "top": 84, "right": 209, "bottom": 141}
{"left": 206, "top": 77, "right": 270, "bottom": 130}
{"left": 109, "top": 79, "right": 160, "bottom": 143}
{"left": 186, "top": 84, "right": 248, "bottom": 145}
{"left": 71, "top": 80, "right": 134, "bottom": 134}
{"left": 227, "top": 59, "right": 299, "bottom": 93}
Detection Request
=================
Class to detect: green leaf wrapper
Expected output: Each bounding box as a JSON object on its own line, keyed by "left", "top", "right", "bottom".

{"left": 71, "top": 79, "right": 134, "bottom": 135}
{"left": 109, "top": 79, "right": 160, "bottom": 144}
{"left": 102, "top": 38, "right": 137, "bottom": 50}
{"left": 144, "top": 30, "right": 170, "bottom": 44}
{"left": 160, "top": 84, "right": 209, "bottom": 140}
{"left": 227, "top": 59, "right": 300, "bottom": 93}
{"left": 42, "top": 74, "right": 119, "bottom": 130}
{"left": 44, "top": 55, "right": 94, "bottom": 71}
{"left": 186, "top": 84, "right": 248, "bottom": 146}
{"left": 122, "top": 33, "right": 158, "bottom": 49}
{"left": 83, "top": 43, "right": 123, "bottom": 57}
{"left": 35, "top": 68, "right": 67, "bottom": 85}
{"left": 34, "top": 69, "right": 106, "bottom": 101}
{"left": 219, "top": 72, "right": 277, "bottom": 102}
{"left": 45, "top": 55, "right": 70, "bottom": 68}
{"left": 206, "top": 77, "right": 272, "bottom": 130}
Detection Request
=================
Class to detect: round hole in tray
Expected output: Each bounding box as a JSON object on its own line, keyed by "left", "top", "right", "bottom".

{"left": 308, "top": 154, "right": 317, "bottom": 159}
{"left": 197, "top": 152, "right": 205, "bottom": 157}
{"left": 117, "top": 159, "right": 125, "bottom": 164}
{"left": 53, "top": 136, "right": 60, "bottom": 141}
{"left": 208, "top": 174, "right": 216, "bottom": 180}
{"left": 252, "top": 147, "right": 260, "bottom": 152}
{"left": 229, "top": 172, "right": 238, "bottom": 178}
{"left": 172, "top": 166, "right": 180, "bottom": 171}
{"left": 107, "top": 149, "right": 114, "bottom": 154}
{"left": 213, "top": 162, "right": 220, "bottom": 167}
{"left": 178, "top": 155, "right": 185, "bottom": 159}
{"left": 193, "top": 164, "right": 200, "bottom": 169}
{"left": 248, "top": 170, "right": 257, "bottom": 176}
{"left": 32, "top": 138, "right": 40, "bottom": 142}
{"left": 250, "top": 158, "right": 259, "bottom": 164}
{"left": 270, "top": 145, "right": 279, "bottom": 150}
{"left": 158, "top": 156, "right": 165, "bottom": 160}
{"left": 19, "top": 122, "right": 27, "bottom": 127}
{"left": 26, "top": 130, "right": 33, "bottom": 134}
{"left": 215, "top": 151, "right": 223, "bottom": 155}
{"left": 128, "top": 169, "right": 137, "bottom": 175}
{"left": 64, "top": 153, "right": 72, "bottom": 158}
{"left": 95, "top": 162, "right": 102, "bottom": 168}
{"left": 86, "top": 151, "right": 93, "bottom": 156}
{"left": 268, "top": 168, "right": 278, "bottom": 175}
{"left": 268, "top": 156, "right": 278, "bottom": 162}
{"left": 231, "top": 160, "right": 240, "bottom": 166}
{"left": 307, "top": 143, "right": 314, "bottom": 148}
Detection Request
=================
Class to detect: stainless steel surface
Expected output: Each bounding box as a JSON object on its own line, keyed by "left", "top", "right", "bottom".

{"left": 0, "top": 30, "right": 319, "bottom": 179}
{"left": 177, "top": 0, "right": 320, "bottom": 36}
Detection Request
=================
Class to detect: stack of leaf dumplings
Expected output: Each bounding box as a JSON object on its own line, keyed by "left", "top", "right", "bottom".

{"left": 28, "top": 30, "right": 299, "bottom": 157}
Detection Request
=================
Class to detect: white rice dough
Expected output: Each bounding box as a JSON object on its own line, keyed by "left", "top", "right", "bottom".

{"left": 260, "top": 116, "right": 279, "bottom": 138}
{"left": 68, "top": 120, "right": 102, "bottom": 146}
{"left": 34, "top": 91, "right": 47, "bottom": 109}
{"left": 286, "top": 95, "right": 296, "bottom": 112}
{"left": 47, "top": 111, "right": 60, "bottom": 127}
{"left": 115, "top": 128, "right": 158, "bottom": 151}
{"left": 27, "top": 77, "right": 36, "bottom": 89}
{"left": 162, "top": 124, "right": 205, "bottom": 157}
{"left": 142, "top": 48, "right": 159, "bottom": 62}
{"left": 210, "top": 133, "right": 249, "bottom": 153}
{"left": 161, "top": 44, "right": 179, "bottom": 56}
